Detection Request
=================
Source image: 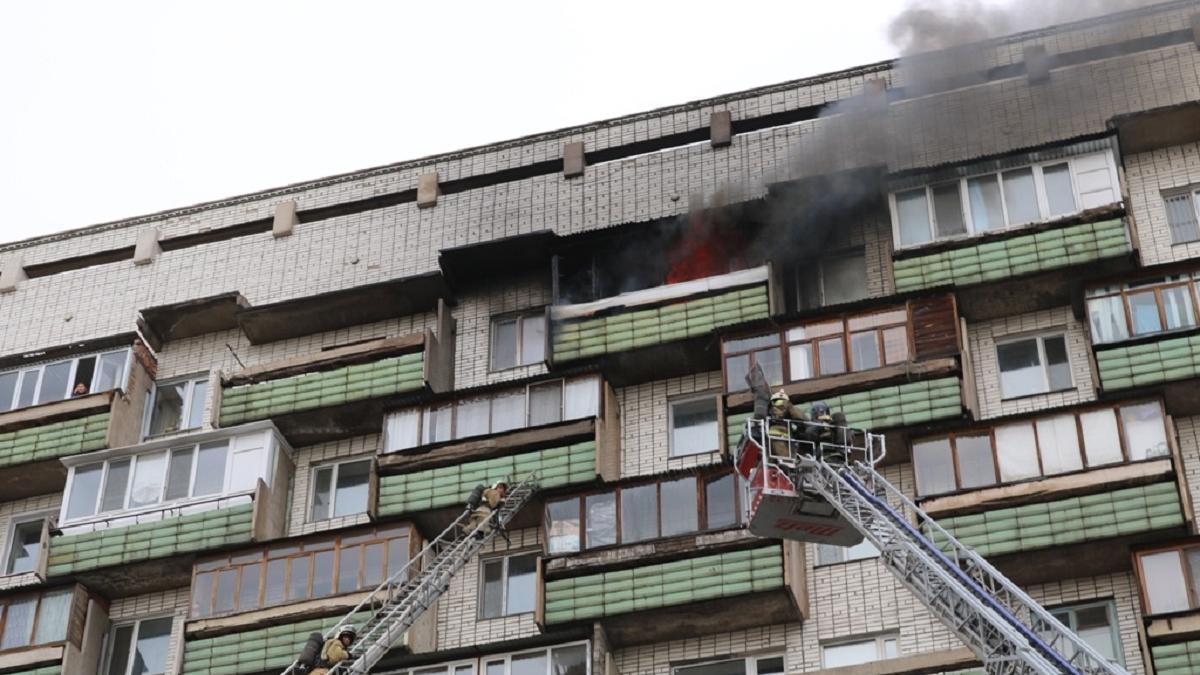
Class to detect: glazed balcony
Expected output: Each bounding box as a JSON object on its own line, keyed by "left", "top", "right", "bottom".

{"left": 548, "top": 265, "right": 778, "bottom": 386}
{"left": 892, "top": 209, "right": 1133, "bottom": 321}
{"left": 46, "top": 422, "right": 292, "bottom": 597}
{"left": 219, "top": 306, "right": 454, "bottom": 445}
{"left": 1132, "top": 540, "right": 1200, "bottom": 675}
{"left": 0, "top": 584, "right": 109, "bottom": 675}
{"left": 539, "top": 540, "right": 805, "bottom": 647}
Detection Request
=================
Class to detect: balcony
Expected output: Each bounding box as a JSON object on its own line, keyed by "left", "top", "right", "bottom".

{"left": 892, "top": 210, "right": 1134, "bottom": 321}
{"left": 0, "top": 584, "right": 109, "bottom": 675}
{"left": 182, "top": 609, "right": 373, "bottom": 675}
{"left": 549, "top": 266, "right": 776, "bottom": 386}
{"left": 539, "top": 540, "right": 805, "bottom": 646}
{"left": 46, "top": 422, "right": 292, "bottom": 597}
{"left": 219, "top": 312, "right": 454, "bottom": 445}
{"left": 1095, "top": 331, "right": 1200, "bottom": 413}
{"left": 1151, "top": 641, "right": 1200, "bottom": 675}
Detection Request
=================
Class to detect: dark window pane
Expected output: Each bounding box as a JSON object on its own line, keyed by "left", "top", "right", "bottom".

{"left": 1074, "top": 605, "right": 1118, "bottom": 660}
{"left": 585, "top": 493, "right": 617, "bottom": 548}
{"left": 238, "top": 564, "right": 261, "bottom": 611}
{"left": 1043, "top": 336, "right": 1071, "bottom": 391}
{"left": 896, "top": 189, "right": 932, "bottom": 246}
{"left": 705, "top": 474, "right": 738, "bottom": 529}
{"left": 7, "top": 520, "right": 43, "bottom": 574}
{"left": 362, "top": 543, "right": 384, "bottom": 588}
{"left": 338, "top": 545, "right": 361, "bottom": 593}
{"left": 107, "top": 625, "right": 134, "bottom": 675}
{"left": 997, "top": 339, "right": 1044, "bottom": 398}
{"left": 620, "top": 484, "right": 659, "bottom": 543}
{"left": 0, "top": 372, "right": 16, "bottom": 412}
{"left": 817, "top": 338, "right": 846, "bottom": 376}
{"left": 164, "top": 448, "right": 193, "bottom": 501}
{"left": 660, "top": 477, "right": 699, "bottom": 537}
{"left": 823, "top": 253, "right": 868, "bottom": 305}
{"left": 147, "top": 382, "right": 186, "bottom": 436}
{"left": 193, "top": 441, "right": 228, "bottom": 497}
{"left": 131, "top": 616, "right": 172, "bottom": 675}
{"left": 100, "top": 459, "right": 132, "bottom": 513}
{"left": 505, "top": 555, "right": 536, "bottom": 615}
{"left": 310, "top": 467, "right": 333, "bottom": 521}
{"left": 37, "top": 361, "right": 71, "bottom": 405}
{"left": 491, "top": 319, "right": 518, "bottom": 370}
{"left": 849, "top": 331, "right": 880, "bottom": 371}
{"left": 551, "top": 644, "right": 588, "bottom": 675}
{"left": 1129, "top": 290, "right": 1162, "bottom": 336}
{"left": 546, "top": 499, "right": 581, "bottom": 553}
{"left": 72, "top": 357, "right": 95, "bottom": 396}
{"left": 725, "top": 354, "right": 750, "bottom": 392}
{"left": 955, "top": 434, "right": 997, "bottom": 488}
{"left": 264, "top": 559, "right": 286, "bottom": 606}
{"left": 481, "top": 559, "right": 504, "bottom": 619}
{"left": 333, "top": 461, "right": 370, "bottom": 517}
{"left": 932, "top": 183, "right": 966, "bottom": 237}
{"left": 913, "top": 438, "right": 956, "bottom": 495}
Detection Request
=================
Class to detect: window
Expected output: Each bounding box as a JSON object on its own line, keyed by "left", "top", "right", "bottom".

{"left": 491, "top": 312, "right": 546, "bottom": 370}
{"left": 0, "top": 348, "right": 129, "bottom": 414}
{"left": 816, "top": 539, "right": 879, "bottom": 566}
{"left": 669, "top": 395, "right": 719, "bottom": 457}
{"left": 480, "top": 553, "right": 537, "bottom": 619}
{"left": 675, "top": 655, "right": 785, "bottom": 675}
{"left": 5, "top": 515, "right": 47, "bottom": 575}
{"left": 0, "top": 589, "right": 71, "bottom": 652}
{"left": 891, "top": 151, "right": 1117, "bottom": 248}
{"left": 1048, "top": 601, "right": 1123, "bottom": 665}
{"left": 475, "top": 642, "right": 589, "bottom": 675}
{"left": 310, "top": 459, "right": 371, "bottom": 522}
{"left": 545, "top": 472, "right": 739, "bottom": 553}
{"left": 191, "top": 524, "right": 410, "bottom": 618}
{"left": 402, "top": 663, "right": 476, "bottom": 675}
{"left": 799, "top": 250, "right": 869, "bottom": 307}
{"left": 62, "top": 429, "right": 277, "bottom": 525}
{"left": 996, "top": 333, "right": 1071, "bottom": 399}
{"left": 384, "top": 376, "right": 600, "bottom": 452}
{"left": 1164, "top": 190, "right": 1200, "bottom": 244}
{"left": 104, "top": 616, "right": 173, "bottom": 675}
{"left": 144, "top": 376, "right": 208, "bottom": 438}
{"left": 912, "top": 401, "right": 1169, "bottom": 496}
{"left": 822, "top": 635, "right": 899, "bottom": 668}
{"left": 1086, "top": 274, "right": 1200, "bottom": 344}
{"left": 722, "top": 306, "right": 911, "bottom": 393}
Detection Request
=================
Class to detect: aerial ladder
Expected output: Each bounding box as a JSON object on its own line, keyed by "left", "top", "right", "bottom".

{"left": 280, "top": 473, "right": 539, "bottom": 675}
{"left": 737, "top": 410, "right": 1131, "bottom": 675}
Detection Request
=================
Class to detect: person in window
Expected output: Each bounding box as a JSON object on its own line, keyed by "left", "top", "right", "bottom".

{"left": 72, "top": 383, "right": 88, "bottom": 396}
{"left": 310, "top": 625, "right": 357, "bottom": 675}
{"left": 465, "top": 480, "right": 508, "bottom": 539}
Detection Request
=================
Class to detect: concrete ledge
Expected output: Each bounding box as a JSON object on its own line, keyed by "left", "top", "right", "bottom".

{"left": 0, "top": 255, "right": 27, "bottom": 293}
{"left": 132, "top": 227, "right": 161, "bottom": 265}
{"left": 1148, "top": 610, "right": 1200, "bottom": 642}
{"left": 710, "top": 111, "right": 732, "bottom": 147}
{"left": 0, "top": 643, "right": 65, "bottom": 671}
{"left": 820, "top": 647, "right": 978, "bottom": 675}
{"left": 272, "top": 200, "right": 298, "bottom": 237}
{"left": 1025, "top": 44, "right": 1052, "bottom": 84}
{"left": 563, "top": 141, "right": 585, "bottom": 177}
{"left": 417, "top": 172, "right": 439, "bottom": 208}
{"left": 138, "top": 292, "right": 249, "bottom": 347}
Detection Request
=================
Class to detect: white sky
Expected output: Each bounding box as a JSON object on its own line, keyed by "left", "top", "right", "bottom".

{"left": 0, "top": 1, "right": 913, "bottom": 244}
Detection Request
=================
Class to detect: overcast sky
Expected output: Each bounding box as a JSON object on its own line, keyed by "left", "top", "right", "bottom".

{"left": 0, "top": 1, "right": 962, "bottom": 245}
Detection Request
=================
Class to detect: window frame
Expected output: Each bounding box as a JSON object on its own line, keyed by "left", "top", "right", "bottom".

{"left": 190, "top": 523, "right": 412, "bottom": 619}
{"left": 994, "top": 331, "right": 1073, "bottom": 400}
{"left": 2, "top": 512, "right": 52, "bottom": 577}
{"left": 720, "top": 304, "right": 914, "bottom": 394}
{"left": 815, "top": 539, "right": 880, "bottom": 566}
{"left": 673, "top": 653, "right": 786, "bottom": 675}
{"left": 0, "top": 348, "right": 132, "bottom": 414}
{"left": 478, "top": 551, "right": 540, "bottom": 620}
{"left": 142, "top": 375, "right": 209, "bottom": 440}
{"left": 1134, "top": 542, "right": 1200, "bottom": 616}
{"left": 911, "top": 400, "right": 1168, "bottom": 497}
{"left": 308, "top": 457, "right": 373, "bottom": 523}
{"left": 1163, "top": 188, "right": 1200, "bottom": 245}
{"left": 489, "top": 310, "right": 547, "bottom": 371}
{"left": 475, "top": 640, "right": 592, "bottom": 675}
{"left": 820, "top": 634, "right": 900, "bottom": 668}
{"left": 1086, "top": 273, "right": 1200, "bottom": 345}
{"left": 667, "top": 392, "right": 722, "bottom": 458}
{"left": 102, "top": 614, "right": 174, "bottom": 675}
{"left": 888, "top": 151, "right": 1115, "bottom": 249}
{"left": 1048, "top": 599, "right": 1124, "bottom": 666}
{"left": 814, "top": 248, "right": 870, "bottom": 306}
{"left": 383, "top": 376, "right": 601, "bottom": 453}
{"left": 0, "top": 587, "right": 75, "bottom": 653}
{"left": 543, "top": 470, "right": 741, "bottom": 554}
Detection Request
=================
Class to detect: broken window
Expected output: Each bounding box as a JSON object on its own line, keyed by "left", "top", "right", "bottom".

{"left": 491, "top": 312, "right": 546, "bottom": 370}
{"left": 996, "top": 333, "right": 1071, "bottom": 399}
{"left": 891, "top": 150, "right": 1117, "bottom": 248}
{"left": 480, "top": 552, "right": 537, "bottom": 619}
{"left": 1086, "top": 274, "right": 1198, "bottom": 345}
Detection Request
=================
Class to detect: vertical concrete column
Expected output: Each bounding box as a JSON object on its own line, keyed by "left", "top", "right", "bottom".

{"left": 417, "top": 171, "right": 440, "bottom": 209}
{"left": 272, "top": 200, "right": 298, "bottom": 238}
{"left": 133, "top": 227, "right": 162, "bottom": 266}
{"left": 1024, "top": 44, "right": 1051, "bottom": 84}
{"left": 0, "top": 255, "right": 27, "bottom": 293}
{"left": 710, "top": 111, "right": 732, "bottom": 148}
{"left": 563, "top": 142, "right": 586, "bottom": 178}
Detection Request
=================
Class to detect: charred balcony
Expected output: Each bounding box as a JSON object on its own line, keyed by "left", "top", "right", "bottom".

{"left": 217, "top": 302, "right": 454, "bottom": 446}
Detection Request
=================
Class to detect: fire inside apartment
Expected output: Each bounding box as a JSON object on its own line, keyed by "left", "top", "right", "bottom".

{"left": 4, "top": 3, "right": 1200, "bottom": 674}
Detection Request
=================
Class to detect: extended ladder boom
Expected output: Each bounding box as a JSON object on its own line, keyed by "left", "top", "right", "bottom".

{"left": 281, "top": 473, "right": 539, "bottom": 675}
{"left": 748, "top": 419, "right": 1129, "bottom": 675}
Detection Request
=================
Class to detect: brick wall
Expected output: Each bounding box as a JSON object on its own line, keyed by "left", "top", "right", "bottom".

{"left": 1125, "top": 142, "right": 1200, "bottom": 267}
{"left": 0, "top": 493, "right": 60, "bottom": 592}
{"left": 108, "top": 588, "right": 191, "bottom": 675}
{"left": 287, "top": 434, "right": 378, "bottom": 538}
{"left": 617, "top": 372, "right": 725, "bottom": 478}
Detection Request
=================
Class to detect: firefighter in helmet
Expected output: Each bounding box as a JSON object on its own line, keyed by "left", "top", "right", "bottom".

{"left": 310, "top": 625, "right": 357, "bottom": 675}
{"left": 466, "top": 479, "right": 509, "bottom": 537}
{"left": 802, "top": 401, "right": 850, "bottom": 462}
{"left": 766, "top": 389, "right": 804, "bottom": 456}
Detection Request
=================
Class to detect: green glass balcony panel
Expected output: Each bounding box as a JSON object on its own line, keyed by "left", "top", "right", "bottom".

{"left": 724, "top": 377, "right": 963, "bottom": 448}
{"left": 47, "top": 504, "right": 254, "bottom": 576}
{"left": 1095, "top": 333, "right": 1200, "bottom": 391}
{"left": 0, "top": 412, "right": 109, "bottom": 468}
{"left": 551, "top": 285, "right": 770, "bottom": 363}
{"left": 935, "top": 481, "right": 1182, "bottom": 557}
{"left": 1153, "top": 639, "right": 1200, "bottom": 675}
{"left": 543, "top": 545, "right": 783, "bottom": 625}
{"left": 5, "top": 665, "right": 65, "bottom": 675}
{"left": 378, "top": 441, "right": 596, "bottom": 516}
{"left": 220, "top": 352, "right": 425, "bottom": 426}
{"left": 181, "top": 610, "right": 373, "bottom": 675}
{"left": 893, "top": 219, "right": 1128, "bottom": 293}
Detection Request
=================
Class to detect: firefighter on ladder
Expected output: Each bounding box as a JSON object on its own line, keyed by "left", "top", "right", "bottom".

{"left": 465, "top": 480, "right": 509, "bottom": 542}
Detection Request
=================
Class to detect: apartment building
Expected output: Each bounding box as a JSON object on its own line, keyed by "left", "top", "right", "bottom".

{"left": 2, "top": 2, "right": 1200, "bottom": 674}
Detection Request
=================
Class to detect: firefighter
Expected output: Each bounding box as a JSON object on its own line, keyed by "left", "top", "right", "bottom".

{"left": 310, "top": 625, "right": 357, "bottom": 675}
{"left": 766, "top": 389, "right": 804, "bottom": 456}
{"left": 466, "top": 480, "right": 508, "bottom": 538}
{"left": 802, "top": 402, "right": 850, "bottom": 463}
